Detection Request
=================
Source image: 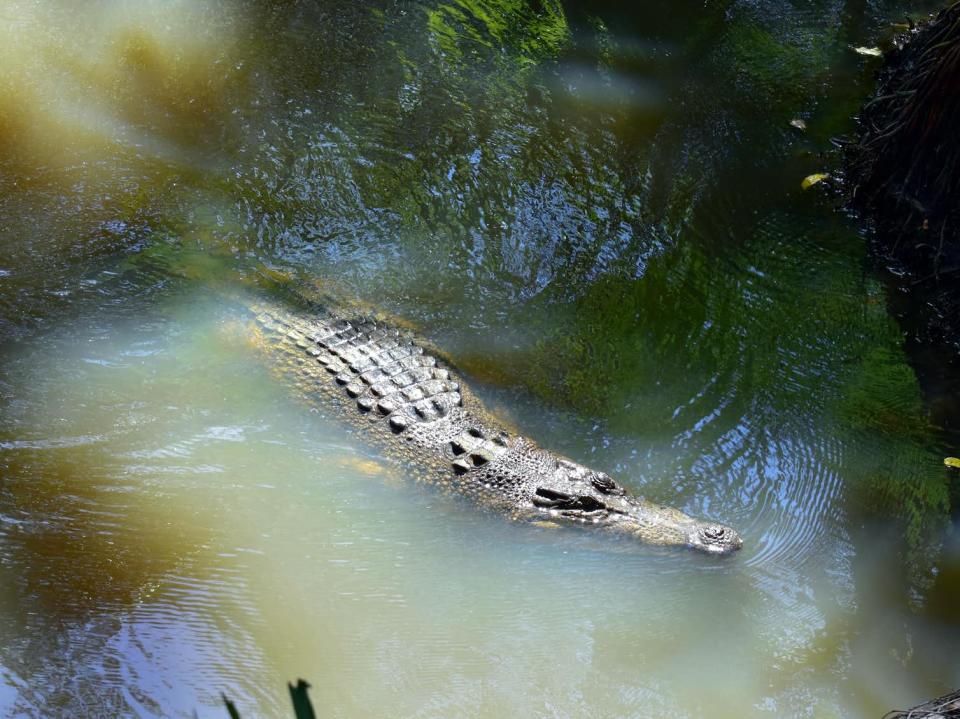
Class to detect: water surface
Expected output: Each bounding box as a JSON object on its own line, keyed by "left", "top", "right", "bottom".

{"left": 0, "top": 0, "right": 958, "bottom": 716}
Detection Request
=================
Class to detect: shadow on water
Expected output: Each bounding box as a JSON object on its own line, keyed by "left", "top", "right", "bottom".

{"left": 0, "top": 0, "right": 958, "bottom": 716}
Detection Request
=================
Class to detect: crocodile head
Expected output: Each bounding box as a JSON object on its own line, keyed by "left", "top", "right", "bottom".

{"left": 532, "top": 459, "right": 743, "bottom": 555}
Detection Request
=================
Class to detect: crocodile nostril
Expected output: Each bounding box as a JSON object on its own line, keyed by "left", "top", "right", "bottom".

{"left": 703, "top": 526, "right": 726, "bottom": 541}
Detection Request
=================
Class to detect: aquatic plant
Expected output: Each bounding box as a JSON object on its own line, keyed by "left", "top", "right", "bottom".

{"left": 223, "top": 679, "right": 316, "bottom": 719}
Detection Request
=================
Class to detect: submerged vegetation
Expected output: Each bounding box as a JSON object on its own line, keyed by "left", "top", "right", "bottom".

{"left": 223, "top": 679, "right": 317, "bottom": 719}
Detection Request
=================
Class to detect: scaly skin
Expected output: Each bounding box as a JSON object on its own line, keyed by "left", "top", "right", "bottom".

{"left": 246, "top": 294, "right": 742, "bottom": 556}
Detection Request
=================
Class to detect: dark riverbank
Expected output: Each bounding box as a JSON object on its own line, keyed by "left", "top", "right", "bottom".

{"left": 844, "top": 2, "right": 960, "bottom": 441}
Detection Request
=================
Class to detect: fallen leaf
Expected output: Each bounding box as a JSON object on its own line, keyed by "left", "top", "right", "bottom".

{"left": 790, "top": 118, "right": 807, "bottom": 131}
{"left": 853, "top": 46, "right": 883, "bottom": 57}
{"left": 801, "top": 173, "right": 829, "bottom": 190}
{"left": 945, "top": 457, "right": 960, "bottom": 468}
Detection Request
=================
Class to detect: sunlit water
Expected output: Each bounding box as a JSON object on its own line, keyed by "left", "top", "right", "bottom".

{"left": 1, "top": 0, "right": 958, "bottom": 716}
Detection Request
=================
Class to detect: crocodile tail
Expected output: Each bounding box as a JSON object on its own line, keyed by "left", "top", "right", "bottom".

{"left": 114, "top": 241, "right": 241, "bottom": 290}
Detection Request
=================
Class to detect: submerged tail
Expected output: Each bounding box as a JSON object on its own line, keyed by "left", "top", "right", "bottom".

{"left": 115, "top": 241, "right": 341, "bottom": 313}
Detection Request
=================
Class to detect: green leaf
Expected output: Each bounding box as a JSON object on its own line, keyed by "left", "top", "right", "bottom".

{"left": 852, "top": 46, "right": 882, "bottom": 57}
{"left": 945, "top": 457, "right": 960, "bottom": 468}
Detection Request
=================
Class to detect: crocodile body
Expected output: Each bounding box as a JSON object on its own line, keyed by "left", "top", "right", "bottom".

{"left": 247, "top": 294, "right": 742, "bottom": 555}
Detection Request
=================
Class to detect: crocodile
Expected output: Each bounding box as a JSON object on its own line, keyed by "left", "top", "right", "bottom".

{"left": 242, "top": 286, "right": 743, "bottom": 556}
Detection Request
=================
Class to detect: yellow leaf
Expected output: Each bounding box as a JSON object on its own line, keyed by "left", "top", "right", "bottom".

{"left": 790, "top": 118, "right": 807, "bottom": 131}
{"left": 945, "top": 457, "right": 960, "bottom": 468}
{"left": 853, "top": 46, "right": 882, "bottom": 57}
{"left": 801, "top": 173, "right": 829, "bottom": 190}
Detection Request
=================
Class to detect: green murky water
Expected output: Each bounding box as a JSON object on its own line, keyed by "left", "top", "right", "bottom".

{"left": 1, "top": 0, "right": 958, "bottom": 716}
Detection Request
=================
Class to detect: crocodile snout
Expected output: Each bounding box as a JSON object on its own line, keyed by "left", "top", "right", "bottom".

{"left": 688, "top": 523, "right": 743, "bottom": 555}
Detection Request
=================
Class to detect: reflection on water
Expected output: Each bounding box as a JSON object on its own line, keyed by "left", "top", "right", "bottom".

{"left": 0, "top": 0, "right": 958, "bottom": 716}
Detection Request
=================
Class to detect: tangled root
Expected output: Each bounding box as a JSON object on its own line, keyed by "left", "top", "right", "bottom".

{"left": 883, "top": 688, "right": 960, "bottom": 718}
{"left": 845, "top": 2, "right": 960, "bottom": 346}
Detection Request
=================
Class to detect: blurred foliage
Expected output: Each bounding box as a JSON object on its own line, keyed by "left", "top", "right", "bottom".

{"left": 839, "top": 343, "right": 950, "bottom": 592}
{"left": 426, "top": 0, "right": 568, "bottom": 68}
